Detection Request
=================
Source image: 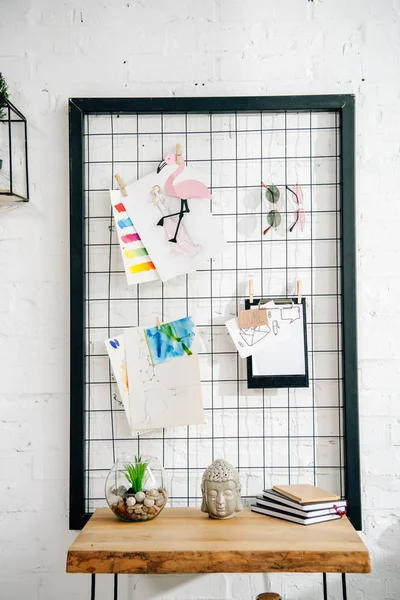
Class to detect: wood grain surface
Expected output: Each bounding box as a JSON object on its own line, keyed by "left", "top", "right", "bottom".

{"left": 67, "top": 508, "right": 370, "bottom": 575}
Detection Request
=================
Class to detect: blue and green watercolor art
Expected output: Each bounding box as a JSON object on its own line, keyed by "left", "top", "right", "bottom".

{"left": 144, "top": 316, "right": 195, "bottom": 366}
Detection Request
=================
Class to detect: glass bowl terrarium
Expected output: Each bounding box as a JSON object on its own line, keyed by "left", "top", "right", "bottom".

{"left": 105, "top": 456, "right": 168, "bottom": 522}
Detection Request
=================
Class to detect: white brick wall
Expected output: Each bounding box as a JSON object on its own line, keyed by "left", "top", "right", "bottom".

{"left": 0, "top": 1, "right": 399, "bottom": 598}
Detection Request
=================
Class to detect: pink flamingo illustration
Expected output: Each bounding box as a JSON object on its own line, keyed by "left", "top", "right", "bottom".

{"left": 156, "top": 152, "right": 212, "bottom": 243}
{"left": 151, "top": 185, "right": 202, "bottom": 257}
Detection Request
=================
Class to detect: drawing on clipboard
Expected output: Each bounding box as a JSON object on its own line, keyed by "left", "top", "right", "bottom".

{"left": 239, "top": 325, "right": 271, "bottom": 347}
{"left": 225, "top": 300, "right": 290, "bottom": 359}
{"left": 246, "top": 298, "right": 309, "bottom": 389}
{"left": 280, "top": 305, "right": 301, "bottom": 323}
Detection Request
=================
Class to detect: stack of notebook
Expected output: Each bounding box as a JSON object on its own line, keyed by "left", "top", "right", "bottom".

{"left": 251, "top": 484, "right": 347, "bottom": 526}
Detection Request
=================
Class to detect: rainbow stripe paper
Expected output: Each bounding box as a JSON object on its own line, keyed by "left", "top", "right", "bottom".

{"left": 110, "top": 190, "right": 159, "bottom": 285}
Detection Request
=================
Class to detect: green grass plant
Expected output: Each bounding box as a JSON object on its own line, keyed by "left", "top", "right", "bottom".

{"left": 123, "top": 456, "right": 149, "bottom": 493}
{"left": 0, "top": 74, "right": 9, "bottom": 120}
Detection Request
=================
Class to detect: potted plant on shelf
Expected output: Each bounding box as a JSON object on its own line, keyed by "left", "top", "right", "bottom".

{"left": 0, "top": 73, "right": 9, "bottom": 171}
{"left": 105, "top": 455, "right": 168, "bottom": 522}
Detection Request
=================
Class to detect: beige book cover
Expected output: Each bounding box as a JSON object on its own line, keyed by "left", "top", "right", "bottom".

{"left": 272, "top": 484, "right": 340, "bottom": 504}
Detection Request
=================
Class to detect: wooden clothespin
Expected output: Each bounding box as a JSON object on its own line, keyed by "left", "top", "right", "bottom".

{"left": 239, "top": 279, "right": 267, "bottom": 328}
{"left": 114, "top": 173, "right": 127, "bottom": 197}
{"left": 155, "top": 317, "right": 161, "bottom": 330}
{"left": 297, "top": 279, "right": 302, "bottom": 304}
{"left": 176, "top": 143, "right": 183, "bottom": 165}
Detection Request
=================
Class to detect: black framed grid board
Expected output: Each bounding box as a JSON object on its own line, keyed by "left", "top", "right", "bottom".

{"left": 69, "top": 95, "right": 361, "bottom": 530}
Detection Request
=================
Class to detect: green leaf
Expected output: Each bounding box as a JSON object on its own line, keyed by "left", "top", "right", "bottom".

{"left": 122, "top": 456, "right": 149, "bottom": 493}
{"left": 0, "top": 73, "right": 9, "bottom": 120}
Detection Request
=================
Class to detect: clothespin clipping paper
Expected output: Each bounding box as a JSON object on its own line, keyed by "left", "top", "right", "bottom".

{"left": 114, "top": 173, "right": 128, "bottom": 197}
{"left": 297, "top": 280, "right": 302, "bottom": 304}
{"left": 249, "top": 278, "right": 254, "bottom": 304}
{"left": 176, "top": 143, "right": 183, "bottom": 165}
{"left": 238, "top": 279, "right": 268, "bottom": 328}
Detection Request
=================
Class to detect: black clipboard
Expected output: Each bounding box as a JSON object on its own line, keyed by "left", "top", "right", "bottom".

{"left": 246, "top": 297, "right": 309, "bottom": 389}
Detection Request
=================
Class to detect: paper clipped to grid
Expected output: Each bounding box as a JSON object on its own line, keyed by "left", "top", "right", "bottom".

{"left": 105, "top": 334, "right": 131, "bottom": 427}
{"left": 105, "top": 334, "right": 149, "bottom": 436}
{"left": 110, "top": 189, "right": 159, "bottom": 285}
{"left": 225, "top": 301, "right": 290, "bottom": 359}
{"left": 144, "top": 316, "right": 195, "bottom": 366}
{"left": 250, "top": 301, "right": 306, "bottom": 377}
{"left": 124, "top": 323, "right": 204, "bottom": 431}
{"left": 122, "top": 165, "right": 227, "bottom": 282}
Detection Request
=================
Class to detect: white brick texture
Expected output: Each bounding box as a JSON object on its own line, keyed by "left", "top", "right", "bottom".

{"left": 1, "top": 0, "right": 400, "bottom": 598}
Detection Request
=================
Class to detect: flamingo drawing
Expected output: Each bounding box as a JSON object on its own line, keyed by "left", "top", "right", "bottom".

{"left": 151, "top": 185, "right": 202, "bottom": 257}
{"left": 156, "top": 152, "right": 212, "bottom": 243}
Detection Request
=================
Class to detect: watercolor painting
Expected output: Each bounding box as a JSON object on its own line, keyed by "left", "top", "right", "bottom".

{"left": 123, "top": 164, "right": 227, "bottom": 282}
{"left": 110, "top": 190, "right": 159, "bottom": 285}
{"left": 151, "top": 185, "right": 201, "bottom": 257}
{"left": 105, "top": 335, "right": 149, "bottom": 436}
{"left": 144, "top": 316, "right": 195, "bottom": 366}
{"left": 107, "top": 337, "right": 129, "bottom": 394}
{"left": 105, "top": 335, "right": 130, "bottom": 420}
{"left": 155, "top": 153, "right": 212, "bottom": 243}
{"left": 124, "top": 327, "right": 204, "bottom": 431}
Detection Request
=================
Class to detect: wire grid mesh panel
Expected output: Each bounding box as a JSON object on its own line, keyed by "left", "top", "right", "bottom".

{"left": 83, "top": 108, "right": 345, "bottom": 515}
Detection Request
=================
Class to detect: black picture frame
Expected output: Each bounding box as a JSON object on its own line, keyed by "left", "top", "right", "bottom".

{"left": 69, "top": 95, "right": 361, "bottom": 531}
{"left": 246, "top": 298, "right": 309, "bottom": 389}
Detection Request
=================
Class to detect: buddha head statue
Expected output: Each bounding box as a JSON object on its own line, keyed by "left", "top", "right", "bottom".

{"left": 201, "top": 459, "right": 243, "bottom": 519}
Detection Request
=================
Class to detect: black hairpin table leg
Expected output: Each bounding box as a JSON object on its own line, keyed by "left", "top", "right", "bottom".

{"left": 89, "top": 574, "right": 118, "bottom": 599}
{"left": 342, "top": 573, "right": 348, "bottom": 600}
{"left": 114, "top": 574, "right": 119, "bottom": 600}
{"left": 322, "top": 573, "right": 348, "bottom": 600}
{"left": 89, "top": 573, "right": 346, "bottom": 600}
{"left": 322, "top": 573, "right": 328, "bottom": 600}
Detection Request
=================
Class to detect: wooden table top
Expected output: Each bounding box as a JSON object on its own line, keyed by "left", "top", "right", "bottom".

{"left": 66, "top": 507, "right": 370, "bottom": 575}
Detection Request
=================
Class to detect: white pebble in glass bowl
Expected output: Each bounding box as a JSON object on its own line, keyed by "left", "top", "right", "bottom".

{"left": 105, "top": 456, "right": 168, "bottom": 522}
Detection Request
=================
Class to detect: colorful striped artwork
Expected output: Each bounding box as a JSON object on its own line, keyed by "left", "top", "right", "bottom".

{"left": 110, "top": 189, "right": 159, "bottom": 285}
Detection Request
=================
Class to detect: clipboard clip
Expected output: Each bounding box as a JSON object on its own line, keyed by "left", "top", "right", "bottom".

{"left": 258, "top": 298, "right": 294, "bottom": 309}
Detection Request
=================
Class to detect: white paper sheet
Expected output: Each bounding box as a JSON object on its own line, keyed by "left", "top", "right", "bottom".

{"left": 105, "top": 334, "right": 131, "bottom": 422}
{"left": 251, "top": 302, "right": 306, "bottom": 376}
{"left": 124, "top": 327, "right": 204, "bottom": 431}
{"left": 105, "top": 334, "right": 150, "bottom": 436}
{"left": 110, "top": 189, "right": 159, "bottom": 286}
{"left": 122, "top": 166, "right": 227, "bottom": 282}
{"left": 225, "top": 301, "right": 289, "bottom": 359}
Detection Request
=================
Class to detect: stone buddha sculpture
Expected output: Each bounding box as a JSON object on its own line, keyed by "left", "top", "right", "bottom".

{"left": 201, "top": 459, "right": 243, "bottom": 520}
